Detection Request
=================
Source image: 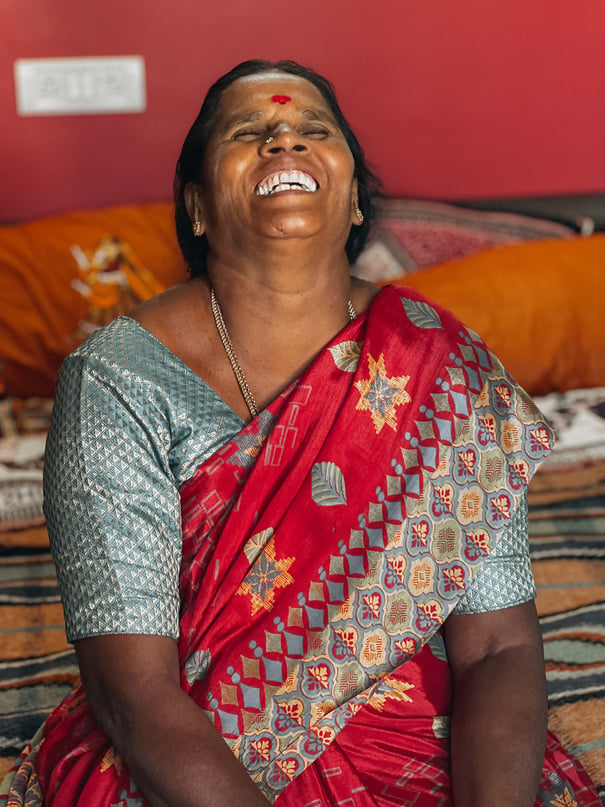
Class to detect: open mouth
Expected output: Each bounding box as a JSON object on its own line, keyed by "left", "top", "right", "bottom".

{"left": 255, "top": 170, "right": 318, "bottom": 196}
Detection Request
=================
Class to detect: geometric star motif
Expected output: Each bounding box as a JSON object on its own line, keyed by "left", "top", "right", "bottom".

{"left": 354, "top": 352, "right": 411, "bottom": 434}
{"left": 236, "top": 542, "right": 295, "bottom": 615}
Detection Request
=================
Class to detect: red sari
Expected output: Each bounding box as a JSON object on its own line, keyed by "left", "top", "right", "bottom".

{"left": 3, "top": 286, "right": 600, "bottom": 806}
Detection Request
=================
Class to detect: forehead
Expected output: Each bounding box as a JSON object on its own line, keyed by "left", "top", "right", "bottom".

{"left": 214, "top": 73, "right": 335, "bottom": 126}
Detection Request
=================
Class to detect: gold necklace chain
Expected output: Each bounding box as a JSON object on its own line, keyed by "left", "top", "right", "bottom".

{"left": 211, "top": 288, "right": 358, "bottom": 420}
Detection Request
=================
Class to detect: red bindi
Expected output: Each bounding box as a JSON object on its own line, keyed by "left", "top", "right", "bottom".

{"left": 271, "top": 95, "right": 291, "bottom": 104}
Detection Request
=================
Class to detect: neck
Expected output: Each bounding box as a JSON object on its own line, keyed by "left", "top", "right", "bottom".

{"left": 207, "top": 242, "right": 354, "bottom": 329}
{"left": 203, "top": 246, "right": 357, "bottom": 414}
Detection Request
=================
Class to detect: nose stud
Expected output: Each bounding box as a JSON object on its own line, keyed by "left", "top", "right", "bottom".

{"left": 265, "top": 136, "right": 275, "bottom": 144}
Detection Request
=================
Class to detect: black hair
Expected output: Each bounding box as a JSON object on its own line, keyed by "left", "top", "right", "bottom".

{"left": 174, "top": 59, "right": 381, "bottom": 276}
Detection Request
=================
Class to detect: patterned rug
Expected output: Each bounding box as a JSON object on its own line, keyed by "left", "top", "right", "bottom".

{"left": 0, "top": 526, "right": 79, "bottom": 783}
{"left": 530, "top": 388, "right": 605, "bottom": 804}
{"left": 1, "top": 390, "right": 604, "bottom": 803}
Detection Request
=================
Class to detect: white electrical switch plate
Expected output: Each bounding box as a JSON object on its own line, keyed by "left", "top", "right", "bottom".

{"left": 14, "top": 56, "right": 146, "bottom": 116}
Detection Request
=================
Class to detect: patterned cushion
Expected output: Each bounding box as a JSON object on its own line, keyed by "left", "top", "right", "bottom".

{"left": 0, "top": 203, "right": 188, "bottom": 398}
{"left": 400, "top": 234, "right": 605, "bottom": 395}
{"left": 352, "top": 198, "right": 575, "bottom": 281}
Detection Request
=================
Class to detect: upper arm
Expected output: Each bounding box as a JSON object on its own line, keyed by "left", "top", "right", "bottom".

{"left": 444, "top": 600, "right": 545, "bottom": 678}
{"left": 43, "top": 351, "right": 182, "bottom": 643}
{"left": 445, "top": 487, "right": 543, "bottom": 674}
{"left": 75, "top": 634, "right": 181, "bottom": 735}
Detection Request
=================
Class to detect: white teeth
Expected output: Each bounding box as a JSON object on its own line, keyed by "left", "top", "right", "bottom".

{"left": 255, "top": 170, "right": 318, "bottom": 196}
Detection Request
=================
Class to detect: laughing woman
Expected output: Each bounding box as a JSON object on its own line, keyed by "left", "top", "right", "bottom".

{"left": 3, "top": 60, "right": 600, "bottom": 806}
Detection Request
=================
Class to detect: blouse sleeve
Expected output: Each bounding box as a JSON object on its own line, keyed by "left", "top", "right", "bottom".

{"left": 453, "top": 491, "right": 536, "bottom": 614}
{"left": 43, "top": 350, "right": 182, "bottom": 642}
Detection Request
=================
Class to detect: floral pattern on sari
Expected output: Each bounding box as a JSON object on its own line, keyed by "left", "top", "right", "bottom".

{"left": 174, "top": 287, "right": 556, "bottom": 799}
{"left": 4, "top": 286, "right": 599, "bottom": 806}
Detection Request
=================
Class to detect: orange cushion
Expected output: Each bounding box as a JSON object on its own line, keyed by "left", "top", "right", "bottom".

{"left": 398, "top": 235, "right": 605, "bottom": 395}
{"left": 0, "top": 203, "right": 188, "bottom": 397}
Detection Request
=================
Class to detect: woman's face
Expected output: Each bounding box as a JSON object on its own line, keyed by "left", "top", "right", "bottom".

{"left": 193, "top": 72, "right": 359, "bottom": 257}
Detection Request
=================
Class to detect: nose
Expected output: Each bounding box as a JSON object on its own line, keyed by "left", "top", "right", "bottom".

{"left": 261, "top": 123, "right": 308, "bottom": 154}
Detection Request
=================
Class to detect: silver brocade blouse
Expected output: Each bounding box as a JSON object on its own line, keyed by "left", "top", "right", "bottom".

{"left": 43, "top": 317, "right": 535, "bottom": 643}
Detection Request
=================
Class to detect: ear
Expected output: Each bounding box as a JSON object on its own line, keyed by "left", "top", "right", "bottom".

{"left": 184, "top": 183, "right": 206, "bottom": 236}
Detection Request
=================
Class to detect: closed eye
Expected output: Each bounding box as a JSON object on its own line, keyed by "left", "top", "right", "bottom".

{"left": 301, "top": 127, "right": 330, "bottom": 139}
{"left": 232, "top": 125, "right": 332, "bottom": 142}
{"left": 232, "top": 129, "right": 264, "bottom": 141}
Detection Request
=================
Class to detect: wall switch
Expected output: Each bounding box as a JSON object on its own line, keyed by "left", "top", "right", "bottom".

{"left": 14, "top": 56, "right": 146, "bottom": 116}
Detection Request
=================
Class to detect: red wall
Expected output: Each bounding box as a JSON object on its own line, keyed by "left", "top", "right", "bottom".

{"left": 1, "top": 0, "right": 604, "bottom": 221}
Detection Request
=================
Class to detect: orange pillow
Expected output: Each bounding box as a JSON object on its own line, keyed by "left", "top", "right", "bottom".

{"left": 0, "top": 203, "right": 188, "bottom": 397}
{"left": 398, "top": 235, "right": 605, "bottom": 395}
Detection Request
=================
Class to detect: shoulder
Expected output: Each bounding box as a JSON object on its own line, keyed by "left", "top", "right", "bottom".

{"left": 66, "top": 279, "right": 210, "bottom": 378}
{"left": 65, "top": 315, "right": 174, "bottom": 390}
{"left": 54, "top": 318, "right": 175, "bottom": 442}
{"left": 128, "top": 278, "right": 220, "bottom": 382}
{"left": 377, "top": 282, "right": 462, "bottom": 322}
{"left": 73, "top": 314, "right": 154, "bottom": 357}
{"left": 369, "top": 282, "right": 472, "bottom": 352}
{"left": 57, "top": 306, "right": 202, "bottom": 426}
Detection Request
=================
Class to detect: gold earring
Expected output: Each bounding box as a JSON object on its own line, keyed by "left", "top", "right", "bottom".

{"left": 354, "top": 205, "right": 364, "bottom": 224}
{"left": 192, "top": 200, "right": 203, "bottom": 236}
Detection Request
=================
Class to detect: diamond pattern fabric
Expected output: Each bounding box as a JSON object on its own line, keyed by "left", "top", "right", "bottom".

{"left": 454, "top": 491, "right": 534, "bottom": 614}
{"left": 43, "top": 317, "right": 244, "bottom": 641}
{"left": 43, "top": 316, "right": 535, "bottom": 644}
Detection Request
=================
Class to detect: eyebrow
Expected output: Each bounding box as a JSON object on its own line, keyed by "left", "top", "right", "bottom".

{"left": 300, "top": 108, "right": 338, "bottom": 125}
{"left": 221, "top": 110, "right": 264, "bottom": 131}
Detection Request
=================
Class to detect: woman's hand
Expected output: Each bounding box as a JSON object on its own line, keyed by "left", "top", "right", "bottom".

{"left": 444, "top": 601, "right": 548, "bottom": 807}
{"left": 75, "top": 634, "right": 270, "bottom": 807}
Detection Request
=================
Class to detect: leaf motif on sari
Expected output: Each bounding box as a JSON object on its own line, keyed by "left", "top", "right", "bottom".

{"left": 243, "top": 528, "right": 275, "bottom": 565}
{"left": 184, "top": 649, "right": 212, "bottom": 686}
{"left": 328, "top": 340, "right": 363, "bottom": 372}
{"left": 432, "top": 715, "right": 450, "bottom": 738}
{"left": 311, "top": 461, "right": 347, "bottom": 506}
{"left": 427, "top": 631, "right": 447, "bottom": 661}
{"left": 401, "top": 297, "right": 443, "bottom": 329}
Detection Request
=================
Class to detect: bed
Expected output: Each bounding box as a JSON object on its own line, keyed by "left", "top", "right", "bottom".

{"left": 1, "top": 196, "right": 604, "bottom": 802}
